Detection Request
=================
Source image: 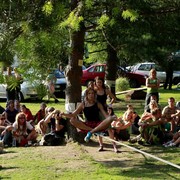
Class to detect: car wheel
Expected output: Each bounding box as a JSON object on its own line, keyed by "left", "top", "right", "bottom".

{"left": 129, "top": 79, "right": 140, "bottom": 88}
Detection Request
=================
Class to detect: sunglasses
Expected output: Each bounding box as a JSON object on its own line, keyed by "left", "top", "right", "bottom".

{"left": 0, "top": 118, "right": 5, "bottom": 120}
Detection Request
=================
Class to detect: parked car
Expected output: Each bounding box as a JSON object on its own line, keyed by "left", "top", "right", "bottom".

{"left": 81, "top": 64, "right": 105, "bottom": 86}
{"left": 117, "top": 66, "right": 147, "bottom": 88}
{"left": 0, "top": 69, "right": 67, "bottom": 101}
{"left": 0, "top": 80, "right": 40, "bottom": 101}
{"left": 81, "top": 63, "right": 147, "bottom": 88}
{"left": 130, "top": 62, "right": 180, "bottom": 84}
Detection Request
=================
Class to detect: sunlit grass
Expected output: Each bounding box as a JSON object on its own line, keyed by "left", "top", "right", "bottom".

{"left": 0, "top": 86, "right": 180, "bottom": 179}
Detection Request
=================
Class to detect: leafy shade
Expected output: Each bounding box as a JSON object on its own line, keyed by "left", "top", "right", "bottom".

{"left": 122, "top": 9, "right": 139, "bottom": 22}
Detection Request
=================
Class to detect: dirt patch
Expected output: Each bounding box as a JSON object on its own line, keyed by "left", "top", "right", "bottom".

{"left": 79, "top": 136, "right": 145, "bottom": 169}
{"left": 1, "top": 136, "right": 145, "bottom": 172}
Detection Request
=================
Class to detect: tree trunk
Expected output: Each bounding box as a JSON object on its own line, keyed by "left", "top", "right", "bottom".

{"left": 65, "top": 27, "right": 85, "bottom": 105}
{"left": 64, "top": 0, "right": 86, "bottom": 142}
{"left": 105, "top": 44, "right": 118, "bottom": 96}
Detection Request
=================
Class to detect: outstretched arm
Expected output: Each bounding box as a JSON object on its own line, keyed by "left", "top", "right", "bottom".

{"left": 61, "top": 103, "right": 84, "bottom": 118}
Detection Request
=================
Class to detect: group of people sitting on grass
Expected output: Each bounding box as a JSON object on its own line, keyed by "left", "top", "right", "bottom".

{"left": 0, "top": 100, "right": 68, "bottom": 147}
{"left": 0, "top": 75, "right": 180, "bottom": 153}
{"left": 129, "top": 96, "right": 180, "bottom": 147}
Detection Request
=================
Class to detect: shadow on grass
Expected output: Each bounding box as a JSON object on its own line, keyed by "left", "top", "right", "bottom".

{"left": 96, "top": 149, "right": 180, "bottom": 179}
{"left": 0, "top": 166, "right": 19, "bottom": 171}
{"left": 1, "top": 149, "right": 17, "bottom": 154}
{"left": 0, "top": 166, "right": 20, "bottom": 180}
{"left": 98, "top": 160, "right": 180, "bottom": 179}
{"left": 82, "top": 139, "right": 179, "bottom": 179}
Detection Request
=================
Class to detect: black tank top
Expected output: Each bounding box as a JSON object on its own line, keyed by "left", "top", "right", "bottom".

{"left": 83, "top": 102, "right": 100, "bottom": 122}
{"left": 5, "top": 108, "right": 18, "bottom": 123}
{"left": 96, "top": 90, "right": 107, "bottom": 111}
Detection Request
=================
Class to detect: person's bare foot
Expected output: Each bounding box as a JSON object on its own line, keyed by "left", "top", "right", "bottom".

{"left": 98, "top": 146, "right": 103, "bottom": 152}
{"left": 114, "top": 148, "right": 119, "bottom": 153}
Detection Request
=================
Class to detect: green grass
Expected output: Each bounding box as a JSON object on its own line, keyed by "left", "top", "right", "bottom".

{"left": 115, "top": 86, "right": 180, "bottom": 116}
{"left": 0, "top": 86, "right": 180, "bottom": 179}
{"left": 0, "top": 144, "right": 179, "bottom": 179}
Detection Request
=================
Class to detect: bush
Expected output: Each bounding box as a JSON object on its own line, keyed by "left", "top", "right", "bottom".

{"left": 116, "top": 77, "right": 130, "bottom": 91}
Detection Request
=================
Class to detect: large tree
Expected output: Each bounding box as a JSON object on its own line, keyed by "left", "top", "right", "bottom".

{"left": 0, "top": 0, "right": 180, "bottom": 141}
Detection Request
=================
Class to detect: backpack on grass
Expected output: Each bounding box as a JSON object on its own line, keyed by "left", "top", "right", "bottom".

{"left": 43, "top": 132, "right": 65, "bottom": 146}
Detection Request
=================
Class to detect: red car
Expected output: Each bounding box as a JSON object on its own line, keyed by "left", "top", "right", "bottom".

{"left": 81, "top": 64, "right": 106, "bottom": 86}
{"left": 81, "top": 63, "right": 146, "bottom": 88}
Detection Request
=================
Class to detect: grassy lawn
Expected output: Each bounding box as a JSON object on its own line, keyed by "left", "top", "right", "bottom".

{"left": 0, "top": 86, "right": 180, "bottom": 179}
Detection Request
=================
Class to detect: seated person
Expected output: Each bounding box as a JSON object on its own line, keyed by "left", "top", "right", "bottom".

{"left": 2, "top": 112, "right": 37, "bottom": 147}
{"left": 0, "top": 113, "right": 11, "bottom": 140}
{"left": 111, "top": 105, "right": 136, "bottom": 132}
{"left": 61, "top": 88, "right": 116, "bottom": 152}
{"left": 36, "top": 107, "right": 55, "bottom": 136}
{"left": 33, "top": 102, "right": 47, "bottom": 124}
{"left": 162, "top": 97, "right": 179, "bottom": 137}
{"left": 4, "top": 100, "right": 18, "bottom": 124}
{"left": 111, "top": 105, "right": 137, "bottom": 141}
{"left": 37, "top": 108, "right": 66, "bottom": 146}
{"left": 163, "top": 130, "right": 180, "bottom": 147}
{"left": 20, "top": 105, "right": 34, "bottom": 123}
{"left": 144, "top": 95, "right": 161, "bottom": 113}
{"left": 128, "top": 101, "right": 159, "bottom": 144}
{"left": 142, "top": 100, "right": 159, "bottom": 121}
{"left": 14, "top": 100, "right": 21, "bottom": 112}
{"left": 138, "top": 108, "right": 164, "bottom": 145}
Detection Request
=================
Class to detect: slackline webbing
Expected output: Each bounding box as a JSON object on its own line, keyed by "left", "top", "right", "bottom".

{"left": 97, "top": 134, "right": 180, "bottom": 170}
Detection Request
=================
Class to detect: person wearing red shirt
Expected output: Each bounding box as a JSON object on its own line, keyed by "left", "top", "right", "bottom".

{"left": 20, "top": 105, "right": 34, "bottom": 123}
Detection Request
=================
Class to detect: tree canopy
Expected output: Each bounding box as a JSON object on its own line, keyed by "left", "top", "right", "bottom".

{"left": 0, "top": 0, "right": 179, "bottom": 93}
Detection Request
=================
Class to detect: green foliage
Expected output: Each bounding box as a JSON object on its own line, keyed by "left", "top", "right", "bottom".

{"left": 122, "top": 9, "right": 139, "bottom": 22}
{"left": 0, "top": 73, "right": 5, "bottom": 84}
{"left": 0, "top": 0, "right": 180, "bottom": 98}
{"left": 0, "top": 74, "right": 22, "bottom": 91}
{"left": 60, "top": 12, "right": 84, "bottom": 31}
{"left": 5, "top": 76, "right": 20, "bottom": 90}
{"left": 116, "top": 77, "right": 130, "bottom": 92}
{"left": 42, "top": 1, "right": 53, "bottom": 15}
{"left": 97, "top": 14, "right": 110, "bottom": 29}
{"left": 35, "top": 83, "right": 47, "bottom": 100}
{"left": 85, "top": 0, "right": 94, "bottom": 9}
